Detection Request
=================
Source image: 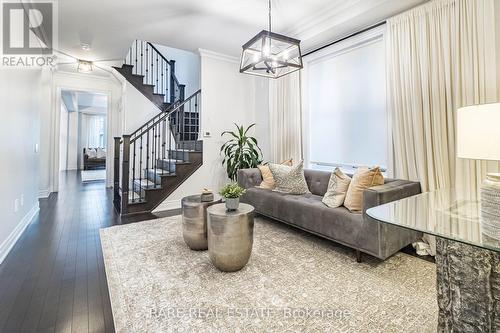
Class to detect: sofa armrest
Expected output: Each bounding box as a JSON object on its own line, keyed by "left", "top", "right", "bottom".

{"left": 363, "top": 180, "right": 422, "bottom": 214}
{"left": 237, "top": 168, "right": 262, "bottom": 189}
{"left": 360, "top": 180, "right": 422, "bottom": 260}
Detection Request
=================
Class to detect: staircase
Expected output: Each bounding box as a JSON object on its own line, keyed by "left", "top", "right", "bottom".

{"left": 113, "top": 40, "right": 202, "bottom": 216}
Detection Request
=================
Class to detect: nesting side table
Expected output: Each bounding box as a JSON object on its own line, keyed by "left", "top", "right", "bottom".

{"left": 207, "top": 203, "right": 255, "bottom": 272}
{"left": 181, "top": 195, "right": 221, "bottom": 251}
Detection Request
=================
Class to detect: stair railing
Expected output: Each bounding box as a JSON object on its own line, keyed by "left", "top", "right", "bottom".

{"left": 124, "top": 40, "right": 185, "bottom": 105}
{"left": 114, "top": 90, "right": 201, "bottom": 214}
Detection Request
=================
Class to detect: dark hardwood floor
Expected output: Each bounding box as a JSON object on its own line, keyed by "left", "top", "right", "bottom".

{"left": 0, "top": 171, "right": 176, "bottom": 333}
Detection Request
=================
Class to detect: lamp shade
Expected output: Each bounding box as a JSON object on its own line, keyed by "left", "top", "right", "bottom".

{"left": 457, "top": 103, "right": 500, "bottom": 161}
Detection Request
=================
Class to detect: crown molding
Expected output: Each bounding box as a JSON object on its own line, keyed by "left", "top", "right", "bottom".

{"left": 198, "top": 48, "right": 239, "bottom": 64}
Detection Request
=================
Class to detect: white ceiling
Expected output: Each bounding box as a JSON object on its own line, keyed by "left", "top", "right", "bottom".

{"left": 61, "top": 90, "right": 108, "bottom": 113}
{"left": 57, "top": 0, "right": 427, "bottom": 65}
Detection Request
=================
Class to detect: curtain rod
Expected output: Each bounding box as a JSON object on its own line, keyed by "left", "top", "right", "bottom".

{"left": 303, "top": 0, "right": 430, "bottom": 57}
{"left": 303, "top": 20, "right": 386, "bottom": 57}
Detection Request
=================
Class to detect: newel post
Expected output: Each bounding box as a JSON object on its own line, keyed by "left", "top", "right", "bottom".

{"left": 169, "top": 60, "right": 176, "bottom": 103}
{"left": 120, "top": 135, "right": 131, "bottom": 215}
{"left": 113, "top": 137, "right": 121, "bottom": 207}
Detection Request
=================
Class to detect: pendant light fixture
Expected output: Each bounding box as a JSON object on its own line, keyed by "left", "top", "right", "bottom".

{"left": 239, "top": 0, "right": 303, "bottom": 79}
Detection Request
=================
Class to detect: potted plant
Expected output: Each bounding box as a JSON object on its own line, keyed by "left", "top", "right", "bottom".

{"left": 221, "top": 123, "right": 263, "bottom": 181}
{"left": 219, "top": 183, "right": 246, "bottom": 211}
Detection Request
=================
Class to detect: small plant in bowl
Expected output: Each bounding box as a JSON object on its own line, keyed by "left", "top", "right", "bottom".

{"left": 219, "top": 183, "right": 246, "bottom": 211}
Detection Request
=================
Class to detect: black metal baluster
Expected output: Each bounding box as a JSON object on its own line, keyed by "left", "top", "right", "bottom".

{"left": 134, "top": 40, "right": 138, "bottom": 75}
{"left": 155, "top": 53, "right": 159, "bottom": 95}
{"left": 162, "top": 118, "right": 166, "bottom": 162}
{"left": 150, "top": 45, "right": 153, "bottom": 88}
{"left": 161, "top": 60, "right": 164, "bottom": 103}
{"left": 146, "top": 129, "right": 149, "bottom": 196}
{"left": 168, "top": 120, "right": 172, "bottom": 174}
{"left": 195, "top": 94, "right": 199, "bottom": 141}
{"left": 152, "top": 125, "right": 156, "bottom": 188}
{"left": 139, "top": 135, "right": 143, "bottom": 201}
{"left": 156, "top": 123, "right": 160, "bottom": 183}
{"left": 132, "top": 140, "right": 136, "bottom": 202}
{"left": 145, "top": 43, "right": 149, "bottom": 85}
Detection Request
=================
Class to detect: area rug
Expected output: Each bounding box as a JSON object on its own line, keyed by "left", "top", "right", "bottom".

{"left": 100, "top": 215, "right": 438, "bottom": 333}
{"left": 81, "top": 169, "right": 106, "bottom": 182}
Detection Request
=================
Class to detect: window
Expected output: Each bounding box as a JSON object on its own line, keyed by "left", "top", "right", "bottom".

{"left": 304, "top": 28, "right": 388, "bottom": 173}
{"left": 86, "top": 115, "right": 107, "bottom": 148}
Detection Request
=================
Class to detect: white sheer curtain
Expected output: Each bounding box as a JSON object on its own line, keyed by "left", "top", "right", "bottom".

{"left": 83, "top": 114, "right": 106, "bottom": 148}
{"left": 387, "top": 0, "right": 498, "bottom": 254}
{"left": 268, "top": 71, "right": 303, "bottom": 163}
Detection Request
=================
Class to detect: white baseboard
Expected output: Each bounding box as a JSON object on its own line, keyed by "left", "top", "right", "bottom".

{"left": 0, "top": 203, "right": 40, "bottom": 265}
{"left": 38, "top": 189, "right": 51, "bottom": 198}
{"left": 153, "top": 199, "right": 181, "bottom": 213}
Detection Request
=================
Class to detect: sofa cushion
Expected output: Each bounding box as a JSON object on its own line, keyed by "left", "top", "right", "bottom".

{"left": 322, "top": 168, "right": 351, "bottom": 208}
{"left": 303, "top": 169, "right": 331, "bottom": 196}
{"left": 269, "top": 161, "right": 309, "bottom": 194}
{"left": 243, "top": 187, "right": 367, "bottom": 249}
{"left": 344, "top": 167, "right": 384, "bottom": 212}
{"left": 87, "top": 148, "right": 97, "bottom": 158}
{"left": 96, "top": 147, "right": 106, "bottom": 159}
{"left": 257, "top": 159, "right": 293, "bottom": 189}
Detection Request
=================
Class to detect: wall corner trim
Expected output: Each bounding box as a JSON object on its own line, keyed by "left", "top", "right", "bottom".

{"left": 198, "top": 48, "right": 240, "bottom": 64}
{"left": 0, "top": 202, "right": 40, "bottom": 265}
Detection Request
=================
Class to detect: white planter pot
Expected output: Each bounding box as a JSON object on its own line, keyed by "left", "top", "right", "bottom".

{"left": 225, "top": 198, "right": 240, "bottom": 211}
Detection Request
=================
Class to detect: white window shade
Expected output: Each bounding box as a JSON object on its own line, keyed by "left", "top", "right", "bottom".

{"left": 306, "top": 34, "right": 388, "bottom": 170}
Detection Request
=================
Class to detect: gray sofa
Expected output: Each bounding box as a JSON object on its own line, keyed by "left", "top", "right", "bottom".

{"left": 238, "top": 168, "right": 422, "bottom": 261}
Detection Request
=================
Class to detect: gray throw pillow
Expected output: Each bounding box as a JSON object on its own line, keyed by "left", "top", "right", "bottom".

{"left": 268, "top": 161, "right": 310, "bottom": 194}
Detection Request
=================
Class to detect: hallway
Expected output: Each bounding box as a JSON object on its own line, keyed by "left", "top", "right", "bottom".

{"left": 0, "top": 172, "right": 174, "bottom": 333}
{"left": 0, "top": 172, "right": 116, "bottom": 332}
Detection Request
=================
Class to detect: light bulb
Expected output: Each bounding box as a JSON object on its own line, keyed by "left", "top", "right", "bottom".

{"left": 282, "top": 50, "right": 289, "bottom": 60}
{"left": 262, "top": 44, "right": 270, "bottom": 57}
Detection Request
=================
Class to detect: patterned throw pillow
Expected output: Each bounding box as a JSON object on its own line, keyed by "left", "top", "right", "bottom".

{"left": 257, "top": 159, "right": 293, "bottom": 189}
{"left": 322, "top": 168, "right": 352, "bottom": 208}
{"left": 268, "top": 161, "right": 310, "bottom": 194}
{"left": 344, "top": 167, "right": 384, "bottom": 212}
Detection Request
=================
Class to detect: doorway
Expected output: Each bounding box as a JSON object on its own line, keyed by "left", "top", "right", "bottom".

{"left": 58, "top": 90, "right": 109, "bottom": 183}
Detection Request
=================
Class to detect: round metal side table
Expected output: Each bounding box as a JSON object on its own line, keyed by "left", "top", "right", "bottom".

{"left": 207, "top": 203, "right": 255, "bottom": 272}
{"left": 181, "top": 195, "right": 221, "bottom": 251}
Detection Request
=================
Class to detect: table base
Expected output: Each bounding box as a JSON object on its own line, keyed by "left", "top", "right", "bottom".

{"left": 436, "top": 238, "right": 500, "bottom": 332}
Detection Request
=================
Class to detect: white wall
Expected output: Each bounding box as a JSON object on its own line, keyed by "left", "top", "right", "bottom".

{"left": 59, "top": 103, "right": 69, "bottom": 171}
{"left": 153, "top": 45, "right": 201, "bottom": 97}
{"left": 120, "top": 81, "right": 159, "bottom": 134}
{"left": 496, "top": 0, "right": 500, "bottom": 98}
{"left": 67, "top": 111, "right": 79, "bottom": 170}
{"left": 0, "top": 68, "right": 42, "bottom": 263}
{"left": 154, "top": 49, "right": 269, "bottom": 211}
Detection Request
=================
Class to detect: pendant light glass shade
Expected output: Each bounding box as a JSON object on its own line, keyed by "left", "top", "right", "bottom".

{"left": 240, "top": 30, "right": 303, "bottom": 78}
{"left": 239, "top": 0, "right": 303, "bottom": 79}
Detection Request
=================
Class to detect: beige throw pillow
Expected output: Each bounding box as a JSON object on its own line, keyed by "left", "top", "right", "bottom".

{"left": 257, "top": 159, "right": 293, "bottom": 189}
{"left": 344, "top": 167, "right": 384, "bottom": 212}
{"left": 268, "top": 160, "right": 310, "bottom": 194}
{"left": 322, "top": 168, "right": 351, "bottom": 208}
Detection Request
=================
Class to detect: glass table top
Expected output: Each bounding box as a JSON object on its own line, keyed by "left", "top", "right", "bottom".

{"left": 366, "top": 188, "right": 500, "bottom": 253}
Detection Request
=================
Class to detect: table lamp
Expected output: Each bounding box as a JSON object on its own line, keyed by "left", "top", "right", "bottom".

{"left": 457, "top": 102, "right": 500, "bottom": 239}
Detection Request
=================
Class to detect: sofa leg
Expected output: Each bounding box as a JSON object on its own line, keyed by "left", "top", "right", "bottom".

{"left": 356, "top": 250, "right": 362, "bottom": 263}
